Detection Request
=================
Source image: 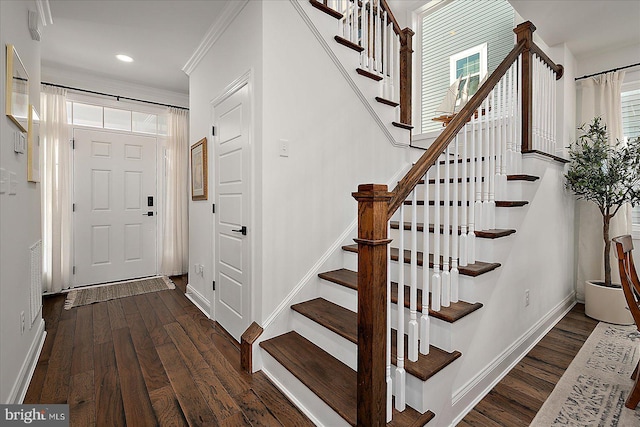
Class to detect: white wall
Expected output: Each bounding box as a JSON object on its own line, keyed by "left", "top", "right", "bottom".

{"left": 0, "top": 0, "right": 45, "bottom": 403}
{"left": 188, "top": 0, "right": 263, "bottom": 317}
{"left": 259, "top": 0, "right": 408, "bottom": 322}
{"left": 188, "top": 0, "right": 410, "bottom": 329}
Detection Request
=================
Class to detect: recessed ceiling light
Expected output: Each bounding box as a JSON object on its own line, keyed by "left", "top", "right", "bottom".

{"left": 116, "top": 54, "right": 133, "bottom": 63}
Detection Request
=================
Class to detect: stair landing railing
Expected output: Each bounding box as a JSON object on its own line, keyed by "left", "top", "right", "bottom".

{"left": 353, "top": 21, "right": 563, "bottom": 426}
{"left": 311, "top": 0, "right": 414, "bottom": 125}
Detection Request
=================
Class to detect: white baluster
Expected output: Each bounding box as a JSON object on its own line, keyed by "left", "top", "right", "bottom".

{"left": 487, "top": 86, "right": 496, "bottom": 230}
{"left": 460, "top": 123, "right": 468, "bottom": 268}
{"left": 552, "top": 65, "right": 557, "bottom": 155}
{"left": 469, "top": 116, "right": 477, "bottom": 265}
{"left": 408, "top": 189, "right": 418, "bottom": 362}
{"left": 368, "top": 0, "right": 374, "bottom": 72}
{"left": 420, "top": 168, "right": 430, "bottom": 355}
{"left": 507, "top": 64, "right": 516, "bottom": 173}
{"left": 516, "top": 55, "right": 523, "bottom": 172}
{"left": 476, "top": 100, "right": 485, "bottom": 233}
{"left": 482, "top": 96, "right": 490, "bottom": 231}
{"left": 376, "top": 0, "right": 382, "bottom": 73}
{"left": 386, "top": 221, "right": 392, "bottom": 423}
{"left": 382, "top": 10, "right": 389, "bottom": 98}
{"left": 395, "top": 200, "right": 406, "bottom": 411}
{"left": 451, "top": 136, "right": 459, "bottom": 303}
{"left": 361, "top": 0, "right": 368, "bottom": 68}
{"left": 432, "top": 153, "right": 441, "bottom": 312}
{"left": 442, "top": 145, "right": 451, "bottom": 308}
{"left": 499, "top": 75, "right": 508, "bottom": 199}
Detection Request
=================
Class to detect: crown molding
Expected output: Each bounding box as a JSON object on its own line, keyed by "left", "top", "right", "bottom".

{"left": 182, "top": 0, "right": 249, "bottom": 76}
{"left": 35, "top": 0, "right": 53, "bottom": 26}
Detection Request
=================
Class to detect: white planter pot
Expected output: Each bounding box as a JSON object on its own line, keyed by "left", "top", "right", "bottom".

{"left": 584, "top": 280, "right": 634, "bottom": 325}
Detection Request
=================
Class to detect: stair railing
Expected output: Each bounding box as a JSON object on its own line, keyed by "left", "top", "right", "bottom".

{"left": 313, "top": 0, "right": 414, "bottom": 124}
{"left": 353, "top": 21, "right": 563, "bottom": 426}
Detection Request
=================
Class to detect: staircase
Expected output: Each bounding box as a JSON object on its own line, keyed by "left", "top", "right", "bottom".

{"left": 256, "top": 2, "right": 566, "bottom": 426}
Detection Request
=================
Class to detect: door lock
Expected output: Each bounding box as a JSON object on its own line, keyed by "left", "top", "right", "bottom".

{"left": 232, "top": 226, "right": 247, "bottom": 236}
{"left": 143, "top": 211, "right": 154, "bottom": 216}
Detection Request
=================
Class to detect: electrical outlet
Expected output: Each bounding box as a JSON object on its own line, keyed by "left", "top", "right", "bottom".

{"left": 525, "top": 289, "right": 530, "bottom": 307}
{"left": 20, "top": 311, "right": 25, "bottom": 335}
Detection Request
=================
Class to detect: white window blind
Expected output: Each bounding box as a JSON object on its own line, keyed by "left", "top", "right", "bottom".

{"left": 622, "top": 88, "right": 640, "bottom": 234}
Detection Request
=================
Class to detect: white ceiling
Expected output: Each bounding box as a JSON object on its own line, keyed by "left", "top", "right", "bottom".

{"left": 41, "top": 0, "right": 229, "bottom": 95}
{"left": 509, "top": 0, "right": 640, "bottom": 59}
{"left": 40, "top": 0, "right": 640, "bottom": 96}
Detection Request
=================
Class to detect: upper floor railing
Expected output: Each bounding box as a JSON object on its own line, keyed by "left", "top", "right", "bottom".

{"left": 311, "top": 0, "right": 414, "bottom": 124}
{"left": 353, "top": 21, "right": 563, "bottom": 426}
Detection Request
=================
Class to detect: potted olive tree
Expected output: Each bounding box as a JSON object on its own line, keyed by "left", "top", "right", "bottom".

{"left": 565, "top": 117, "right": 640, "bottom": 324}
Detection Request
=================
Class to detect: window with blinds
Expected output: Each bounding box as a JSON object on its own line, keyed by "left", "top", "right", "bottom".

{"left": 420, "top": 0, "right": 514, "bottom": 134}
{"left": 622, "top": 88, "right": 640, "bottom": 233}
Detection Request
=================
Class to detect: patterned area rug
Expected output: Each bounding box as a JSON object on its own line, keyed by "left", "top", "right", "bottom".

{"left": 64, "top": 276, "right": 175, "bottom": 309}
{"left": 530, "top": 323, "right": 640, "bottom": 426}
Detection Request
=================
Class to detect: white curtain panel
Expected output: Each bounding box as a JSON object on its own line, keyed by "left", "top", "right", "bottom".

{"left": 575, "top": 71, "right": 630, "bottom": 300}
{"left": 41, "top": 85, "right": 72, "bottom": 293}
{"left": 160, "top": 108, "right": 189, "bottom": 276}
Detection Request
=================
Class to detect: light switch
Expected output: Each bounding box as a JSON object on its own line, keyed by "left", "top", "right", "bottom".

{"left": 14, "top": 131, "right": 25, "bottom": 154}
{"left": 279, "top": 139, "right": 289, "bottom": 158}
{"left": 0, "top": 168, "right": 6, "bottom": 194}
{"left": 9, "top": 172, "right": 17, "bottom": 195}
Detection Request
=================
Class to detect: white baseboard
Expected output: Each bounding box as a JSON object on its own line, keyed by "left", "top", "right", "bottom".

{"left": 5, "top": 319, "right": 46, "bottom": 404}
{"left": 186, "top": 284, "right": 211, "bottom": 318}
{"left": 450, "top": 292, "right": 576, "bottom": 425}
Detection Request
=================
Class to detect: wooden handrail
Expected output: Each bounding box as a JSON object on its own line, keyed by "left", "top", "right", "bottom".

{"left": 387, "top": 38, "right": 527, "bottom": 218}
{"left": 379, "top": 0, "right": 401, "bottom": 35}
{"left": 531, "top": 43, "right": 564, "bottom": 79}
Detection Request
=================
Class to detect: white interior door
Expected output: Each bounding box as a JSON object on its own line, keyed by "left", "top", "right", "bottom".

{"left": 214, "top": 83, "right": 251, "bottom": 341}
{"left": 73, "top": 129, "right": 157, "bottom": 287}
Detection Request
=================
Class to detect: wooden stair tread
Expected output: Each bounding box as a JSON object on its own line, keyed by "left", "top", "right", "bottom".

{"left": 291, "top": 298, "right": 462, "bottom": 381}
{"left": 376, "top": 96, "right": 399, "bottom": 107}
{"left": 507, "top": 174, "right": 539, "bottom": 181}
{"left": 319, "top": 268, "right": 358, "bottom": 290}
{"left": 403, "top": 200, "right": 528, "bottom": 207}
{"left": 318, "top": 269, "right": 484, "bottom": 323}
{"left": 390, "top": 221, "right": 516, "bottom": 239}
{"left": 391, "top": 329, "right": 462, "bottom": 381}
{"left": 495, "top": 200, "right": 529, "bottom": 207}
{"left": 334, "top": 35, "right": 363, "bottom": 52}
{"left": 341, "top": 245, "right": 501, "bottom": 277}
{"left": 260, "top": 331, "right": 435, "bottom": 426}
{"left": 392, "top": 121, "right": 414, "bottom": 130}
{"left": 292, "top": 298, "right": 356, "bottom": 343}
{"left": 260, "top": 331, "right": 357, "bottom": 425}
{"left": 309, "top": 0, "right": 343, "bottom": 19}
{"left": 356, "top": 67, "right": 383, "bottom": 81}
{"left": 391, "top": 281, "right": 483, "bottom": 323}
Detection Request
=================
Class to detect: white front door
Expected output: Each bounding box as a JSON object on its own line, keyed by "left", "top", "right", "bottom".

{"left": 214, "top": 83, "right": 251, "bottom": 341}
{"left": 73, "top": 129, "right": 157, "bottom": 286}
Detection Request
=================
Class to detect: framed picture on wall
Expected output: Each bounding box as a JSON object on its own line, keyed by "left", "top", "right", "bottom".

{"left": 191, "top": 137, "right": 207, "bottom": 201}
{"left": 5, "top": 44, "right": 29, "bottom": 132}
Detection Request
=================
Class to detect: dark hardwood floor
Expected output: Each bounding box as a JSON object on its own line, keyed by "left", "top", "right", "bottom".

{"left": 24, "top": 276, "right": 314, "bottom": 427}
{"left": 24, "top": 278, "right": 598, "bottom": 427}
{"left": 458, "top": 303, "right": 599, "bottom": 426}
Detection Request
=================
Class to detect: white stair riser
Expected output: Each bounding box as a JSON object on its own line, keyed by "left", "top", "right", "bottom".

{"left": 291, "top": 310, "right": 358, "bottom": 370}
{"left": 392, "top": 205, "right": 527, "bottom": 230}
{"left": 388, "top": 228, "right": 514, "bottom": 257}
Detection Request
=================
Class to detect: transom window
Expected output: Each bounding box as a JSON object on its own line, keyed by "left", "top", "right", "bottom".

{"left": 66, "top": 101, "right": 168, "bottom": 136}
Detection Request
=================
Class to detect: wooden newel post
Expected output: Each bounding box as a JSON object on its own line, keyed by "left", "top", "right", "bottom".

{"left": 514, "top": 21, "right": 535, "bottom": 153}
{"left": 400, "top": 28, "right": 415, "bottom": 126}
{"left": 352, "top": 184, "right": 393, "bottom": 427}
